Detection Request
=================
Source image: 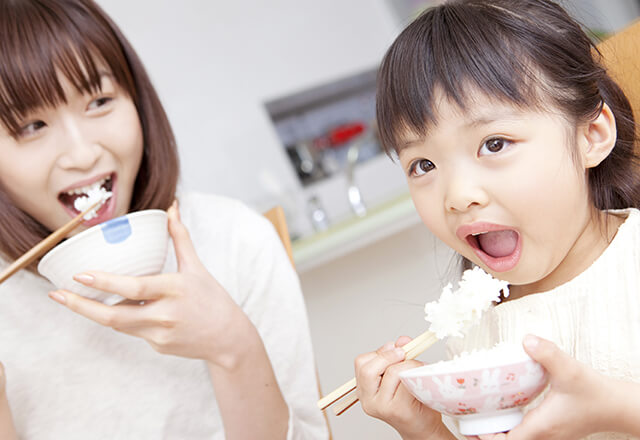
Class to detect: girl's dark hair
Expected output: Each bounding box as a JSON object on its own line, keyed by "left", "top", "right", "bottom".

{"left": 0, "top": 0, "right": 179, "bottom": 270}
{"left": 377, "top": 0, "right": 640, "bottom": 210}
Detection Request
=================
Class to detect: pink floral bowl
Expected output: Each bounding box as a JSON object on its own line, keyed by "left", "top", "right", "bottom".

{"left": 399, "top": 345, "right": 548, "bottom": 436}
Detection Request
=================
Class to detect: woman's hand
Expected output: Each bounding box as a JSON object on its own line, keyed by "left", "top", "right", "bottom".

{"left": 48, "top": 201, "right": 253, "bottom": 369}
{"left": 471, "top": 335, "right": 639, "bottom": 440}
{"left": 0, "top": 362, "right": 5, "bottom": 395}
{"left": 355, "top": 336, "right": 456, "bottom": 440}
{"left": 0, "top": 362, "right": 18, "bottom": 440}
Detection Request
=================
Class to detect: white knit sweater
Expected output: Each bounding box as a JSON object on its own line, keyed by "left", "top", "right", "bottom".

{"left": 445, "top": 208, "right": 640, "bottom": 439}
{"left": 0, "top": 191, "right": 328, "bottom": 439}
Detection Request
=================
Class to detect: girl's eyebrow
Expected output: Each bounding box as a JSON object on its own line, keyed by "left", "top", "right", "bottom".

{"left": 398, "top": 137, "right": 425, "bottom": 153}
{"left": 464, "top": 111, "right": 522, "bottom": 128}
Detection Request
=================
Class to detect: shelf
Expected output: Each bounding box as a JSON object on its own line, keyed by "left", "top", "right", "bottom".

{"left": 292, "top": 192, "right": 422, "bottom": 272}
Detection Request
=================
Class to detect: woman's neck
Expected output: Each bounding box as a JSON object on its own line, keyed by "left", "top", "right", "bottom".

{"left": 507, "top": 210, "right": 625, "bottom": 301}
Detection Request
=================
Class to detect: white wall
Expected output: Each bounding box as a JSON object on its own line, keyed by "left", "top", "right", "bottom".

{"left": 96, "top": 0, "right": 402, "bottom": 237}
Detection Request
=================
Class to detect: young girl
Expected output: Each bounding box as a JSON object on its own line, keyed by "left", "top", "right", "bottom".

{"left": 0, "top": 0, "right": 327, "bottom": 438}
{"left": 354, "top": 1, "right": 640, "bottom": 439}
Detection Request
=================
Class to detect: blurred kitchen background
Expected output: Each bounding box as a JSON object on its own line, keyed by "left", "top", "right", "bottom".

{"left": 97, "top": 1, "right": 640, "bottom": 438}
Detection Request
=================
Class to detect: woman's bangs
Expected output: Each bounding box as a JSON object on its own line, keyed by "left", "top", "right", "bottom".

{"left": 0, "top": 1, "right": 134, "bottom": 137}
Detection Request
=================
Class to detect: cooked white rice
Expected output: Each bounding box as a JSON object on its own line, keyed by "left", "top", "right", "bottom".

{"left": 415, "top": 342, "right": 529, "bottom": 374}
{"left": 425, "top": 267, "right": 509, "bottom": 339}
{"left": 74, "top": 186, "right": 112, "bottom": 220}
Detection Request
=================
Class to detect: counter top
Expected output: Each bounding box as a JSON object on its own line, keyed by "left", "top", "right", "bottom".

{"left": 292, "top": 192, "right": 422, "bottom": 272}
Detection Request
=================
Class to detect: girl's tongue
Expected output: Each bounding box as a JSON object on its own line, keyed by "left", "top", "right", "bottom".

{"left": 477, "top": 230, "right": 518, "bottom": 258}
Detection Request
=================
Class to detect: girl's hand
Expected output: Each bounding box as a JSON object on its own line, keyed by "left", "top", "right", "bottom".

{"left": 355, "top": 336, "right": 456, "bottom": 440}
{"left": 48, "top": 201, "right": 253, "bottom": 369}
{"left": 471, "top": 335, "right": 621, "bottom": 440}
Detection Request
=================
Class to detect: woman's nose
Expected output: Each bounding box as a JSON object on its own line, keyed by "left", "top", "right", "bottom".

{"left": 56, "top": 117, "right": 101, "bottom": 170}
{"left": 444, "top": 173, "right": 490, "bottom": 213}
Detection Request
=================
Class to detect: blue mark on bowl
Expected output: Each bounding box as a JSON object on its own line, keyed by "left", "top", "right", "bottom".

{"left": 101, "top": 217, "right": 132, "bottom": 244}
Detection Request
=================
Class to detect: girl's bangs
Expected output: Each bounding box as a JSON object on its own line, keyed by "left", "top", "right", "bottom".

{"left": 0, "top": 0, "right": 135, "bottom": 136}
{"left": 377, "top": 2, "right": 547, "bottom": 154}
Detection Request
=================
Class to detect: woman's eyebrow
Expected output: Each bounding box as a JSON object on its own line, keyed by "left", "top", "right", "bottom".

{"left": 97, "top": 70, "right": 114, "bottom": 80}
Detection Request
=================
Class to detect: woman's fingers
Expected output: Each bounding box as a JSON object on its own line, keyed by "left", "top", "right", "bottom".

{"left": 49, "top": 289, "right": 152, "bottom": 329}
{"left": 71, "top": 271, "right": 177, "bottom": 301}
{"left": 167, "top": 200, "right": 201, "bottom": 272}
{"left": 0, "top": 362, "right": 5, "bottom": 391}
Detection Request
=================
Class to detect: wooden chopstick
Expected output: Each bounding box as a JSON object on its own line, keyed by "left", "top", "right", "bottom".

{"left": 0, "top": 200, "right": 103, "bottom": 285}
{"left": 318, "top": 329, "right": 439, "bottom": 412}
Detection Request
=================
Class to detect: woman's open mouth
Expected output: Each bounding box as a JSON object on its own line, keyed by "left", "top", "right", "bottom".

{"left": 58, "top": 173, "right": 116, "bottom": 225}
{"left": 458, "top": 224, "right": 522, "bottom": 273}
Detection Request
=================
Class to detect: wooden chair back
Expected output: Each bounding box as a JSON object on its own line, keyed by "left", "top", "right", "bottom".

{"left": 598, "top": 20, "right": 640, "bottom": 134}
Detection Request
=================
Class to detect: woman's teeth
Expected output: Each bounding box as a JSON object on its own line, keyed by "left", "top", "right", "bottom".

{"left": 64, "top": 176, "right": 111, "bottom": 196}
{"left": 59, "top": 175, "right": 114, "bottom": 220}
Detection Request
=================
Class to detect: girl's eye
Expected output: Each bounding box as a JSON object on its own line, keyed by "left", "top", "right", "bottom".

{"left": 479, "top": 137, "right": 511, "bottom": 156}
{"left": 87, "top": 96, "right": 113, "bottom": 111}
{"left": 409, "top": 159, "right": 435, "bottom": 177}
{"left": 17, "top": 120, "right": 47, "bottom": 138}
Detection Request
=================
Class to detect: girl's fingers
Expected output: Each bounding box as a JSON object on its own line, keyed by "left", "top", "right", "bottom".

{"left": 167, "top": 200, "right": 200, "bottom": 272}
{"left": 356, "top": 344, "right": 405, "bottom": 402}
{"left": 354, "top": 342, "right": 395, "bottom": 372}
{"left": 522, "top": 334, "right": 568, "bottom": 380}
{"left": 395, "top": 335, "right": 413, "bottom": 348}
{"left": 72, "top": 271, "right": 177, "bottom": 301}
{"left": 376, "top": 359, "right": 422, "bottom": 402}
{"left": 49, "top": 290, "right": 151, "bottom": 329}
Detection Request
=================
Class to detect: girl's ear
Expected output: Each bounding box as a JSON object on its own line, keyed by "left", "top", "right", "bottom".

{"left": 580, "top": 102, "right": 617, "bottom": 169}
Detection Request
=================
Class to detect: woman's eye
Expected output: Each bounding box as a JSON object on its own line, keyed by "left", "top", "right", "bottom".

{"left": 87, "top": 96, "right": 113, "bottom": 111}
{"left": 409, "top": 159, "right": 435, "bottom": 177}
{"left": 479, "top": 137, "right": 510, "bottom": 156}
{"left": 17, "top": 120, "right": 47, "bottom": 138}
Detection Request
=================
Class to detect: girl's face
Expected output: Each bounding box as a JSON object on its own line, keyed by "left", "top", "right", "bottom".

{"left": 0, "top": 72, "right": 143, "bottom": 236}
{"left": 398, "top": 93, "right": 605, "bottom": 295}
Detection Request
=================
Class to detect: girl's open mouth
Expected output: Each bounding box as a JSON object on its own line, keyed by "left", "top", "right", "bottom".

{"left": 459, "top": 225, "right": 522, "bottom": 273}
{"left": 58, "top": 173, "right": 116, "bottom": 225}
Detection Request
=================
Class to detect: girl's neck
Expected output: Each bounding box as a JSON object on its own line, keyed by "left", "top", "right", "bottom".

{"left": 507, "top": 210, "right": 625, "bottom": 301}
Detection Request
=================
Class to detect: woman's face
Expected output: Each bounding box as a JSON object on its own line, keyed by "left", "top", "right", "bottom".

{"left": 398, "top": 92, "right": 605, "bottom": 294}
{"left": 0, "top": 72, "right": 143, "bottom": 236}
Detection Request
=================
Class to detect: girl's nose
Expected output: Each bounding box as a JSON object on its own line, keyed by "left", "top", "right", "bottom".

{"left": 56, "top": 117, "right": 101, "bottom": 170}
{"left": 444, "top": 174, "right": 490, "bottom": 213}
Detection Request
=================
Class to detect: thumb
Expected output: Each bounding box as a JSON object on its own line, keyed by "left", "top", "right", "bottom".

{"left": 395, "top": 335, "right": 413, "bottom": 348}
{"left": 522, "top": 334, "right": 566, "bottom": 378}
{"left": 0, "top": 362, "right": 6, "bottom": 391}
{"left": 167, "top": 200, "right": 200, "bottom": 271}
